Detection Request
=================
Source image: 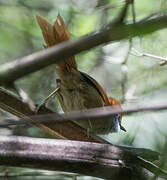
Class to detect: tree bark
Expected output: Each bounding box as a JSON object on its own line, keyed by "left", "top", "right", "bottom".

{"left": 0, "top": 135, "right": 160, "bottom": 180}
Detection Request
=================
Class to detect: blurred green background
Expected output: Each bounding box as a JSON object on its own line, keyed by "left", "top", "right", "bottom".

{"left": 0, "top": 0, "right": 167, "bottom": 179}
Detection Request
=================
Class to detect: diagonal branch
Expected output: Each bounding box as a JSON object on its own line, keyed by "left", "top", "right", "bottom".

{"left": 0, "top": 88, "right": 105, "bottom": 143}
{"left": 0, "top": 15, "right": 167, "bottom": 85}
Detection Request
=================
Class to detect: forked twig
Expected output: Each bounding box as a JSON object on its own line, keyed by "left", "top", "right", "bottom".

{"left": 131, "top": 48, "right": 167, "bottom": 65}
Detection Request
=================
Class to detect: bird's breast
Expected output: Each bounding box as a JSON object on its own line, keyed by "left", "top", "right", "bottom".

{"left": 56, "top": 71, "right": 104, "bottom": 112}
{"left": 55, "top": 70, "right": 118, "bottom": 134}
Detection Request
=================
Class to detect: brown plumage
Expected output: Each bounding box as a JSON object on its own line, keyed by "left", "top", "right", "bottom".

{"left": 36, "top": 15, "right": 125, "bottom": 134}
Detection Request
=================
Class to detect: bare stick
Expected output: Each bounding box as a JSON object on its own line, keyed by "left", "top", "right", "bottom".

{"left": 2, "top": 102, "right": 167, "bottom": 128}
{"left": 131, "top": 48, "right": 167, "bottom": 65}
{"left": 0, "top": 15, "right": 167, "bottom": 85}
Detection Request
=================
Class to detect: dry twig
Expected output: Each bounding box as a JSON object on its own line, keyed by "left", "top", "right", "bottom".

{"left": 131, "top": 48, "right": 167, "bottom": 65}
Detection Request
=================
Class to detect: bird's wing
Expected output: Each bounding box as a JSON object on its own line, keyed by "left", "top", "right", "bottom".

{"left": 80, "top": 71, "right": 110, "bottom": 105}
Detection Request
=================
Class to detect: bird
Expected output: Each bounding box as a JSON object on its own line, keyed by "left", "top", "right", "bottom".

{"left": 36, "top": 14, "right": 126, "bottom": 134}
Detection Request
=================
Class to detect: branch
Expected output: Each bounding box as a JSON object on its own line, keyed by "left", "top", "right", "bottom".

{"left": 1, "top": 85, "right": 167, "bottom": 140}
{"left": 131, "top": 48, "right": 167, "bottom": 65}
{"left": 1, "top": 85, "right": 167, "bottom": 145}
{"left": 0, "top": 135, "right": 163, "bottom": 179}
{"left": 0, "top": 15, "right": 167, "bottom": 85}
{"left": 0, "top": 171, "right": 79, "bottom": 178}
{"left": 0, "top": 87, "right": 105, "bottom": 143}
{"left": 7, "top": 103, "right": 167, "bottom": 127}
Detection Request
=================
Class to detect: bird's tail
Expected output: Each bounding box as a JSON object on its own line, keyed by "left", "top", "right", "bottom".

{"left": 36, "top": 14, "right": 77, "bottom": 73}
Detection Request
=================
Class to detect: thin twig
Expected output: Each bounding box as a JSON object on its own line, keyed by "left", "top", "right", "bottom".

{"left": 114, "top": 0, "right": 131, "bottom": 23}
{"left": 131, "top": 48, "right": 167, "bottom": 65}
{"left": 1, "top": 103, "right": 167, "bottom": 128}
{"left": 121, "top": 0, "right": 136, "bottom": 102}
{"left": 131, "top": 0, "right": 136, "bottom": 23}
{"left": 0, "top": 171, "right": 78, "bottom": 178}
{"left": 121, "top": 39, "right": 132, "bottom": 103}
{"left": 121, "top": 0, "right": 136, "bottom": 103}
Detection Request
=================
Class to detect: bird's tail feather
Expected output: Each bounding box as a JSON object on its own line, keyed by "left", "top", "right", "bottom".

{"left": 36, "top": 15, "right": 77, "bottom": 72}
